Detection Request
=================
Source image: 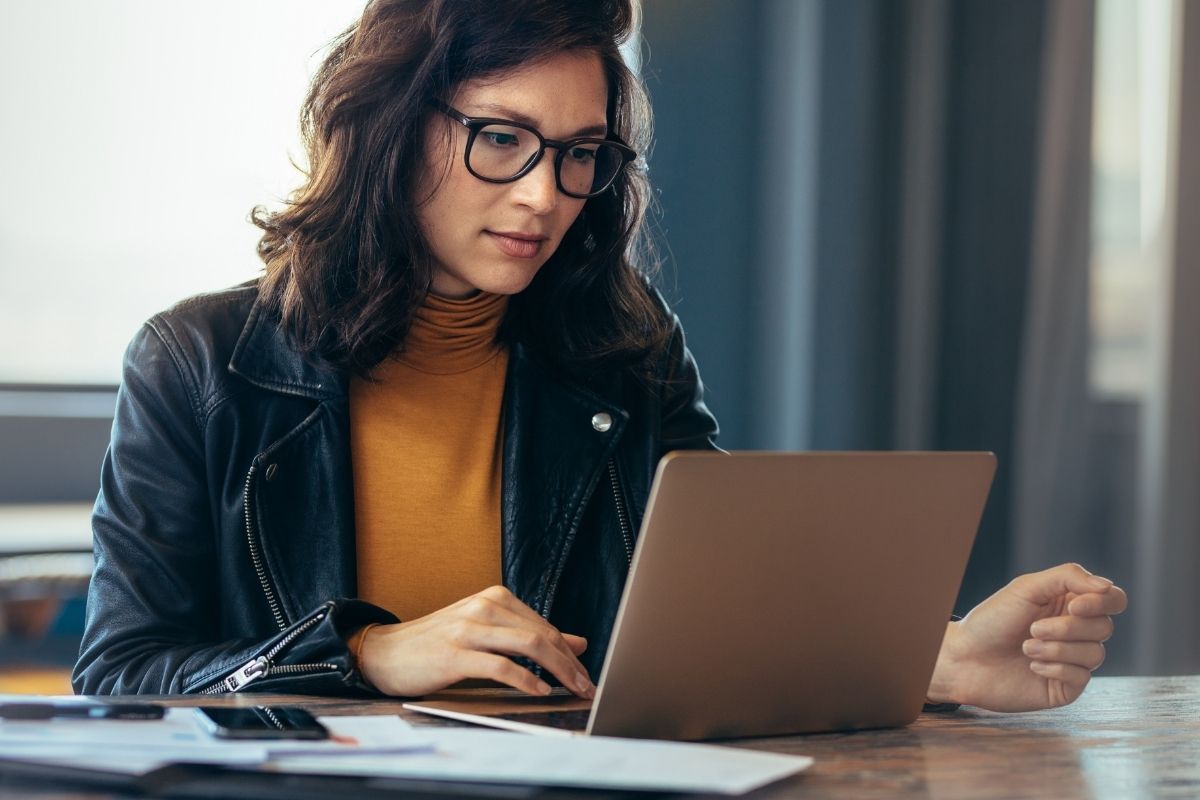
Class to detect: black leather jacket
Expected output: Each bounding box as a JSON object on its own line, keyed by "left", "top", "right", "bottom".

{"left": 73, "top": 281, "right": 718, "bottom": 696}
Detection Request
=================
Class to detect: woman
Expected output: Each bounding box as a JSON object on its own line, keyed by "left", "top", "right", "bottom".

{"left": 74, "top": 0, "right": 1126, "bottom": 712}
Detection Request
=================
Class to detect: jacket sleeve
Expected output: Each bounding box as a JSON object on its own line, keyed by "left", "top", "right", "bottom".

{"left": 72, "top": 322, "right": 396, "bottom": 696}
{"left": 657, "top": 306, "right": 721, "bottom": 454}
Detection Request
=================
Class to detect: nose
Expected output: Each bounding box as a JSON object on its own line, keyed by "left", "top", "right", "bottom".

{"left": 509, "top": 151, "right": 559, "bottom": 214}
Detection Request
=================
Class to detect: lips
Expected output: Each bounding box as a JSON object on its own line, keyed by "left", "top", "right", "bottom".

{"left": 486, "top": 231, "right": 547, "bottom": 259}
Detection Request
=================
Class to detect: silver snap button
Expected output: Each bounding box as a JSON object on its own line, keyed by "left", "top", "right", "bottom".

{"left": 591, "top": 413, "right": 613, "bottom": 433}
{"left": 264, "top": 463, "right": 278, "bottom": 481}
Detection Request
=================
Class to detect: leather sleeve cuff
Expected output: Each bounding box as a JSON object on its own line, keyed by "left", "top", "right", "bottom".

{"left": 921, "top": 701, "right": 962, "bottom": 713}
{"left": 199, "top": 599, "right": 399, "bottom": 697}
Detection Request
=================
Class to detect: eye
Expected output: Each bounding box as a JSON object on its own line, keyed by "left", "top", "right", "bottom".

{"left": 567, "top": 145, "right": 598, "bottom": 163}
{"left": 481, "top": 130, "right": 521, "bottom": 148}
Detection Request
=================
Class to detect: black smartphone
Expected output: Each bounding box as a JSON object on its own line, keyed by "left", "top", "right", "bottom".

{"left": 194, "top": 706, "right": 329, "bottom": 740}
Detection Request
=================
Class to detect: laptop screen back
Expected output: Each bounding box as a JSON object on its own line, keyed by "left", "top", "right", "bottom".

{"left": 588, "top": 451, "right": 995, "bottom": 740}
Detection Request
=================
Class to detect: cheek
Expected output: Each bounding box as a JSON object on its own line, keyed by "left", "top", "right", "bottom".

{"left": 414, "top": 125, "right": 470, "bottom": 220}
{"left": 416, "top": 167, "right": 475, "bottom": 247}
{"left": 433, "top": 177, "right": 497, "bottom": 247}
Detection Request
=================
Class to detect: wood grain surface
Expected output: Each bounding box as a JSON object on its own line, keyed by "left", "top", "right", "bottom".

{"left": 5, "top": 675, "right": 1197, "bottom": 799}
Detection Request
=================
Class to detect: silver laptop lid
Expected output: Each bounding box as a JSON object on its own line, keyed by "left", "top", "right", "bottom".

{"left": 588, "top": 451, "right": 995, "bottom": 740}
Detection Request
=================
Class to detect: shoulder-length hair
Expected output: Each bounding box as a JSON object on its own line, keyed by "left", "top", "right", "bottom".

{"left": 253, "top": 0, "right": 669, "bottom": 379}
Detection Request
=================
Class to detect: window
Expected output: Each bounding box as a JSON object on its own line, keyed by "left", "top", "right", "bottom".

{"left": 0, "top": 2, "right": 364, "bottom": 385}
{"left": 1088, "top": 0, "right": 1173, "bottom": 399}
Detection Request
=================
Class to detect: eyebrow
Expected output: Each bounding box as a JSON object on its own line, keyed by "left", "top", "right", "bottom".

{"left": 470, "top": 103, "right": 609, "bottom": 138}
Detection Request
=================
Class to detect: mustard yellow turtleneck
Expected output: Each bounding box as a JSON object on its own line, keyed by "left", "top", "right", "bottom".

{"left": 349, "top": 291, "right": 509, "bottom": 623}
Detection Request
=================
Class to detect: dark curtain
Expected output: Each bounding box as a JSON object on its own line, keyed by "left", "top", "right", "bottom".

{"left": 644, "top": 0, "right": 1049, "bottom": 613}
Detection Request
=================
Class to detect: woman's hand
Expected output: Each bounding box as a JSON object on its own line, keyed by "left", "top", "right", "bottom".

{"left": 926, "top": 563, "right": 1128, "bottom": 712}
{"left": 357, "top": 585, "right": 595, "bottom": 699}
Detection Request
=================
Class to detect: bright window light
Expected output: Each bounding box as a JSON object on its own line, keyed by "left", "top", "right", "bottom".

{"left": 1088, "top": 0, "right": 1174, "bottom": 399}
{"left": 0, "top": 1, "right": 365, "bottom": 385}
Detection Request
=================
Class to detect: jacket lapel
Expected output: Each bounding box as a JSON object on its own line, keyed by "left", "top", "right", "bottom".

{"left": 229, "top": 298, "right": 359, "bottom": 621}
{"left": 251, "top": 397, "right": 360, "bottom": 621}
{"left": 502, "top": 343, "right": 628, "bottom": 616}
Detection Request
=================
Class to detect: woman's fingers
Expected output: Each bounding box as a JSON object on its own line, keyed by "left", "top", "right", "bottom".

{"left": 456, "top": 651, "right": 553, "bottom": 696}
{"left": 1029, "top": 614, "right": 1114, "bottom": 643}
{"left": 454, "top": 621, "right": 595, "bottom": 698}
{"left": 474, "top": 586, "right": 584, "bottom": 645}
{"left": 456, "top": 587, "right": 593, "bottom": 692}
{"left": 1009, "top": 563, "right": 1115, "bottom": 605}
{"left": 469, "top": 599, "right": 591, "bottom": 671}
{"left": 357, "top": 588, "right": 595, "bottom": 698}
{"left": 1022, "top": 639, "right": 1106, "bottom": 671}
{"left": 1027, "top": 660, "right": 1092, "bottom": 706}
{"left": 1067, "top": 586, "right": 1129, "bottom": 617}
{"left": 457, "top": 587, "right": 575, "bottom": 651}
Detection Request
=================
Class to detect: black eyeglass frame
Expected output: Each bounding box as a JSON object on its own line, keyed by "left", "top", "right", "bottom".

{"left": 432, "top": 100, "right": 637, "bottom": 199}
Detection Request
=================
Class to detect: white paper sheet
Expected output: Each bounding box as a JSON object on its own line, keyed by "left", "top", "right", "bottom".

{"left": 2, "top": 746, "right": 266, "bottom": 774}
{"left": 269, "top": 728, "right": 814, "bottom": 795}
{"left": 279, "top": 715, "right": 433, "bottom": 756}
{"left": 0, "top": 709, "right": 430, "bottom": 769}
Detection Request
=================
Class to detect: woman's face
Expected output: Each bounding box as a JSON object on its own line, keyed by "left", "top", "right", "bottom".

{"left": 415, "top": 50, "right": 609, "bottom": 299}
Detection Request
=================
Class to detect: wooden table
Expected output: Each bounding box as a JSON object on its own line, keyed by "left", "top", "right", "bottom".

{"left": 3, "top": 675, "right": 1197, "bottom": 798}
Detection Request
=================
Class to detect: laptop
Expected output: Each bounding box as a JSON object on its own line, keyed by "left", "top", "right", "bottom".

{"left": 405, "top": 451, "right": 995, "bottom": 740}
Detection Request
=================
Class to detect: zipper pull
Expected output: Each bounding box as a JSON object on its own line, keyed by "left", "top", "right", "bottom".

{"left": 219, "top": 656, "right": 270, "bottom": 692}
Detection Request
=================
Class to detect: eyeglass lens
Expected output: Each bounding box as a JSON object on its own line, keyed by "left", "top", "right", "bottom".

{"left": 469, "top": 123, "right": 625, "bottom": 196}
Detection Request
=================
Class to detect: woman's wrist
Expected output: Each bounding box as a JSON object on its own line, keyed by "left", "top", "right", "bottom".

{"left": 926, "top": 621, "right": 963, "bottom": 706}
{"left": 350, "top": 623, "right": 384, "bottom": 690}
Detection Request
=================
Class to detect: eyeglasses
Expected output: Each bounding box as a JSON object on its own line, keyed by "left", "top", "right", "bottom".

{"left": 433, "top": 101, "right": 637, "bottom": 199}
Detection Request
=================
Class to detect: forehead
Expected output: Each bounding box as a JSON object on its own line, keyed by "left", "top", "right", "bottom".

{"left": 453, "top": 50, "right": 609, "bottom": 135}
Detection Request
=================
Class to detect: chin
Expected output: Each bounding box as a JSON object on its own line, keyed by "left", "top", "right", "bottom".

{"left": 472, "top": 264, "right": 544, "bottom": 296}
{"left": 433, "top": 251, "right": 551, "bottom": 298}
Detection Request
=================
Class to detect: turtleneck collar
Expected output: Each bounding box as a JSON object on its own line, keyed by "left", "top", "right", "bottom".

{"left": 396, "top": 291, "right": 509, "bottom": 375}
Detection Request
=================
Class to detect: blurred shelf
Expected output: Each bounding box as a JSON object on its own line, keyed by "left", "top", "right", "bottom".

{"left": 0, "top": 503, "right": 93, "bottom": 556}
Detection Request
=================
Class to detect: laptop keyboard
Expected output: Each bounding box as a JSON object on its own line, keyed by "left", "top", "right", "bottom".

{"left": 490, "top": 709, "right": 591, "bottom": 731}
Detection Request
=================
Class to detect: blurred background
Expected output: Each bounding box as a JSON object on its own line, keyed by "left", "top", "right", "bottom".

{"left": 0, "top": 0, "right": 1195, "bottom": 693}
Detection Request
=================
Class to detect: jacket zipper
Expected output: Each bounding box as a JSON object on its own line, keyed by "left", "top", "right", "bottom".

{"left": 607, "top": 457, "right": 634, "bottom": 564}
{"left": 198, "top": 610, "right": 337, "bottom": 694}
{"left": 539, "top": 454, "right": 634, "bottom": 627}
{"left": 244, "top": 460, "right": 287, "bottom": 632}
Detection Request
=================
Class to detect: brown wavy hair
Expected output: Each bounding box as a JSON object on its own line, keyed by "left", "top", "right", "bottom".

{"left": 252, "top": 0, "right": 668, "bottom": 378}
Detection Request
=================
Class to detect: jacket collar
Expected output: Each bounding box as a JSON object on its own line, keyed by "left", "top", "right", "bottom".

{"left": 228, "top": 296, "right": 348, "bottom": 400}
{"left": 227, "top": 290, "right": 631, "bottom": 412}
